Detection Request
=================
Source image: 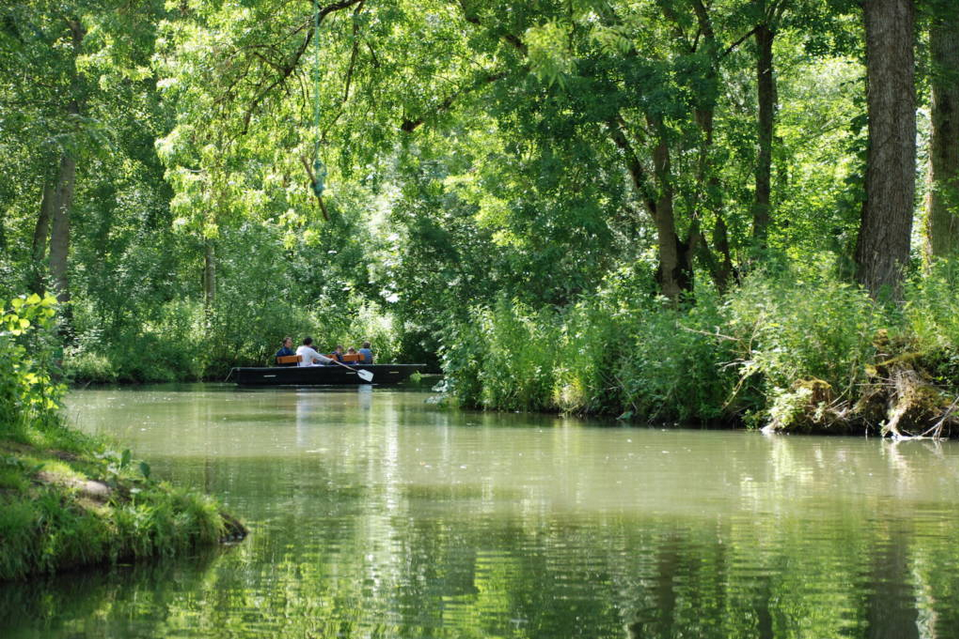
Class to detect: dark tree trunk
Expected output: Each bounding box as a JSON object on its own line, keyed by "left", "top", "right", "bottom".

{"left": 203, "top": 239, "right": 216, "bottom": 313}
{"left": 752, "top": 23, "right": 776, "bottom": 245}
{"left": 607, "top": 116, "right": 693, "bottom": 301}
{"left": 698, "top": 217, "right": 736, "bottom": 292}
{"left": 855, "top": 0, "right": 916, "bottom": 299}
{"left": 46, "top": 19, "right": 85, "bottom": 334}
{"left": 649, "top": 121, "right": 694, "bottom": 299}
{"left": 48, "top": 151, "right": 77, "bottom": 308}
{"left": 30, "top": 181, "right": 57, "bottom": 294}
{"left": 925, "top": 3, "right": 959, "bottom": 259}
{"left": 692, "top": 100, "right": 733, "bottom": 292}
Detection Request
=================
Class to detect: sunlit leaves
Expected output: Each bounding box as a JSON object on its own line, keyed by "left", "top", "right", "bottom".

{"left": 526, "top": 20, "right": 575, "bottom": 87}
{"left": 0, "top": 293, "right": 64, "bottom": 432}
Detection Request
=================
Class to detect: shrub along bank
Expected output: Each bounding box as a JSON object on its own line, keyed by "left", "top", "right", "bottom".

{"left": 0, "top": 294, "right": 245, "bottom": 581}
{"left": 437, "top": 265, "right": 959, "bottom": 437}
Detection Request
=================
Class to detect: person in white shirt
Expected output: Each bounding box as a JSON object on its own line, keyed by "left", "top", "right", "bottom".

{"left": 296, "top": 337, "right": 333, "bottom": 366}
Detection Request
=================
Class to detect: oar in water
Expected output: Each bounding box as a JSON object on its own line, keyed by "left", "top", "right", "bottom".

{"left": 329, "top": 357, "right": 374, "bottom": 382}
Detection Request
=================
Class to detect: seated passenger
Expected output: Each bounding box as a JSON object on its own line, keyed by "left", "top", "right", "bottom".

{"left": 274, "top": 337, "right": 295, "bottom": 365}
{"left": 358, "top": 341, "right": 374, "bottom": 364}
{"left": 296, "top": 337, "right": 333, "bottom": 367}
{"left": 331, "top": 345, "right": 345, "bottom": 362}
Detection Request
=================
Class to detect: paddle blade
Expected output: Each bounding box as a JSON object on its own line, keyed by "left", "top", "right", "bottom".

{"left": 358, "top": 369, "right": 374, "bottom": 382}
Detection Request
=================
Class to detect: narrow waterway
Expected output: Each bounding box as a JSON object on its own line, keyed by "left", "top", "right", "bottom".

{"left": 3, "top": 383, "right": 959, "bottom": 638}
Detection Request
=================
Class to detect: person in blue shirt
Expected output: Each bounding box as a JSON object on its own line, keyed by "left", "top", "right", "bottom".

{"left": 358, "top": 341, "right": 374, "bottom": 364}
{"left": 275, "top": 337, "right": 295, "bottom": 365}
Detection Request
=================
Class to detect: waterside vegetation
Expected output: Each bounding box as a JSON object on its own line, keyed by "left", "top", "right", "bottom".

{"left": 440, "top": 264, "right": 959, "bottom": 436}
{"left": 2, "top": 0, "right": 959, "bottom": 435}
{"left": 0, "top": 294, "right": 245, "bottom": 581}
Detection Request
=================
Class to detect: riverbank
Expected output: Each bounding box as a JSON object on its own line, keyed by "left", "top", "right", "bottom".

{"left": 0, "top": 427, "right": 246, "bottom": 581}
{"left": 55, "top": 268, "right": 959, "bottom": 437}
{"left": 1, "top": 293, "right": 245, "bottom": 581}
{"left": 437, "top": 269, "right": 959, "bottom": 437}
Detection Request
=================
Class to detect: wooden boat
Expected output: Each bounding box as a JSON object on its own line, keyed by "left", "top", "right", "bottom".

{"left": 232, "top": 363, "right": 426, "bottom": 386}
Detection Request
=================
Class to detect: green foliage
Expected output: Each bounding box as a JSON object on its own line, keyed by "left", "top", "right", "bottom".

{"left": 724, "top": 273, "right": 883, "bottom": 402}
{"left": 439, "top": 267, "right": 734, "bottom": 422}
{"left": 0, "top": 293, "right": 64, "bottom": 436}
{"left": 906, "top": 260, "right": 959, "bottom": 354}
{"left": 0, "top": 407, "right": 235, "bottom": 580}
{"left": 614, "top": 291, "right": 736, "bottom": 423}
{"left": 0, "top": 293, "right": 240, "bottom": 580}
{"left": 0, "top": 474, "right": 228, "bottom": 580}
{"left": 473, "top": 297, "right": 559, "bottom": 412}
{"left": 436, "top": 268, "right": 930, "bottom": 430}
{"left": 1, "top": 0, "right": 955, "bottom": 437}
{"left": 437, "top": 297, "right": 549, "bottom": 411}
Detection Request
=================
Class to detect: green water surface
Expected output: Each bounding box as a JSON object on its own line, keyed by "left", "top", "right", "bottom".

{"left": 3, "top": 384, "right": 959, "bottom": 638}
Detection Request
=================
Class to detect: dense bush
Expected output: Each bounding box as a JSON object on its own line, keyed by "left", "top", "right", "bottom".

{"left": 906, "top": 261, "right": 959, "bottom": 359}
{"left": 436, "top": 267, "right": 959, "bottom": 430}
{"left": 438, "top": 271, "right": 738, "bottom": 423}
{"left": 439, "top": 296, "right": 558, "bottom": 411}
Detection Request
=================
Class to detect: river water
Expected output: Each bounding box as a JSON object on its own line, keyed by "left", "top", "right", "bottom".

{"left": 3, "top": 384, "right": 959, "bottom": 638}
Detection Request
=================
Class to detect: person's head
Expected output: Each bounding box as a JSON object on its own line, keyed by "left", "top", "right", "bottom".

{"left": 282, "top": 337, "right": 293, "bottom": 348}
{"left": 303, "top": 337, "right": 313, "bottom": 346}
{"left": 362, "top": 341, "right": 371, "bottom": 349}
{"left": 347, "top": 347, "right": 357, "bottom": 354}
{"left": 335, "top": 345, "right": 343, "bottom": 352}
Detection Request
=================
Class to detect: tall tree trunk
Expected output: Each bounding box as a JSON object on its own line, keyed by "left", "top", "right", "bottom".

{"left": 925, "top": 3, "right": 959, "bottom": 259}
{"left": 48, "top": 151, "right": 77, "bottom": 308}
{"left": 30, "top": 180, "right": 57, "bottom": 294}
{"left": 607, "top": 116, "right": 693, "bottom": 301}
{"left": 694, "top": 107, "right": 734, "bottom": 292}
{"left": 47, "top": 18, "right": 85, "bottom": 333}
{"left": 649, "top": 121, "right": 694, "bottom": 299}
{"left": 203, "top": 240, "right": 216, "bottom": 313}
{"left": 688, "top": 0, "right": 732, "bottom": 292}
{"left": 752, "top": 23, "right": 776, "bottom": 246}
{"left": 855, "top": 0, "right": 916, "bottom": 299}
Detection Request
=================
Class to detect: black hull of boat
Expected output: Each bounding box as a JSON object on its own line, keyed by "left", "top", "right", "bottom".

{"left": 233, "top": 364, "right": 425, "bottom": 386}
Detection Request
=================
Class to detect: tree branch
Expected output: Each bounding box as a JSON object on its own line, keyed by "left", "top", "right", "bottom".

{"left": 342, "top": 0, "right": 366, "bottom": 103}
{"left": 606, "top": 115, "right": 658, "bottom": 219}
{"left": 400, "top": 69, "right": 507, "bottom": 132}
{"left": 721, "top": 25, "right": 760, "bottom": 59}
{"left": 238, "top": 0, "right": 364, "bottom": 134}
{"left": 459, "top": 5, "right": 528, "bottom": 55}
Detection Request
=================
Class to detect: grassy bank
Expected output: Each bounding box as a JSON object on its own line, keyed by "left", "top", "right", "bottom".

{"left": 437, "top": 265, "right": 959, "bottom": 437}
{"left": 1, "top": 294, "right": 245, "bottom": 581}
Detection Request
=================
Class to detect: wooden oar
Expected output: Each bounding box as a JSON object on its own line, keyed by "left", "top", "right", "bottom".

{"left": 328, "top": 357, "right": 374, "bottom": 382}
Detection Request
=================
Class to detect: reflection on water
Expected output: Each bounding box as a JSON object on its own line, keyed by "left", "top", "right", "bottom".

{"left": 3, "top": 384, "right": 959, "bottom": 638}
